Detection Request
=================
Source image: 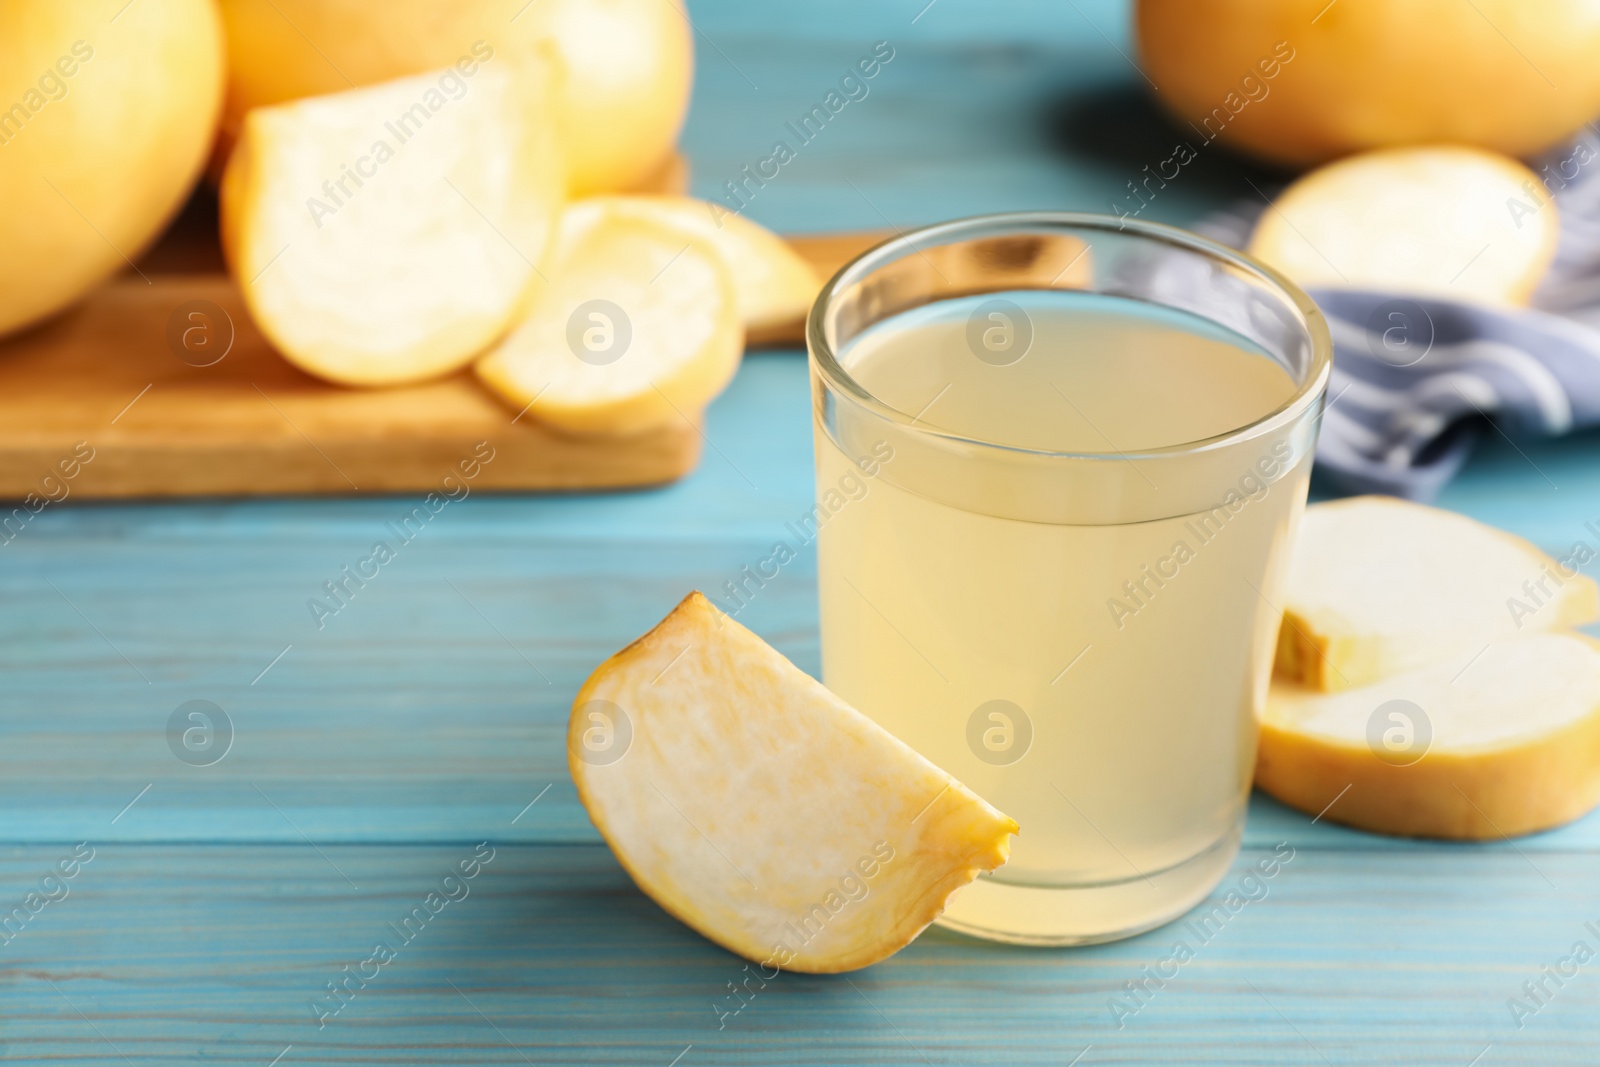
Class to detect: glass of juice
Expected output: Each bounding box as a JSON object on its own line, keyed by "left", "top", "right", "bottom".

{"left": 807, "top": 212, "right": 1331, "bottom": 945}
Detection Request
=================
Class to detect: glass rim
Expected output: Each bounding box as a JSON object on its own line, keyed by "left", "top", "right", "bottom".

{"left": 805, "top": 210, "right": 1334, "bottom": 462}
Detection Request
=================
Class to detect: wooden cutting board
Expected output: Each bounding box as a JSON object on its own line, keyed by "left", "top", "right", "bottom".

{"left": 0, "top": 227, "right": 883, "bottom": 500}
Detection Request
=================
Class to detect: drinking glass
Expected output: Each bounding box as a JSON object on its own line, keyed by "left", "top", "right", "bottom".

{"left": 807, "top": 212, "right": 1331, "bottom": 944}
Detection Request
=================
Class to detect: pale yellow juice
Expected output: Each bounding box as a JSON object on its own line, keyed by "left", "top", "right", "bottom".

{"left": 814, "top": 291, "right": 1310, "bottom": 941}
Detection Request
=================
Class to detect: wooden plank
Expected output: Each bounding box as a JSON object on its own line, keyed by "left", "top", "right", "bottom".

{"left": 0, "top": 274, "right": 699, "bottom": 499}
{"left": 0, "top": 149, "right": 712, "bottom": 501}
{"left": 4, "top": 842, "right": 1597, "bottom": 1065}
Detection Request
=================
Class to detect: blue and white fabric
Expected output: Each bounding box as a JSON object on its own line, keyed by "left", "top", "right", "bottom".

{"left": 1199, "top": 131, "right": 1600, "bottom": 500}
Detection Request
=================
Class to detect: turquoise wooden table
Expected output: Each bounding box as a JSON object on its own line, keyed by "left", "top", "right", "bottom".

{"left": 7, "top": 1, "right": 1600, "bottom": 1063}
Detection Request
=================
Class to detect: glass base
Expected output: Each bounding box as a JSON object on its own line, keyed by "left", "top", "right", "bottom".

{"left": 936, "top": 816, "right": 1245, "bottom": 946}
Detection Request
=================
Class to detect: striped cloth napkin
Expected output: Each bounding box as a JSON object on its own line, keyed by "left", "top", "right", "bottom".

{"left": 1197, "top": 132, "right": 1600, "bottom": 500}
